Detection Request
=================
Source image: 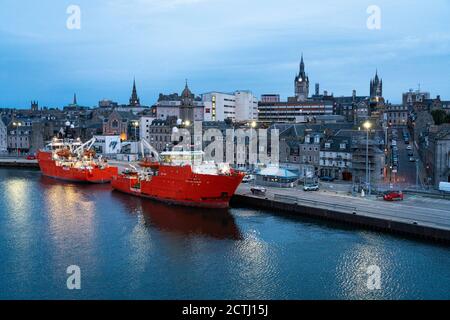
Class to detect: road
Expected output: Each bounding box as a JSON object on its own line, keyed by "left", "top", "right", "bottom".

{"left": 237, "top": 183, "right": 450, "bottom": 231}
{"left": 384, "top": 126, "right": 427, "bottom": 190}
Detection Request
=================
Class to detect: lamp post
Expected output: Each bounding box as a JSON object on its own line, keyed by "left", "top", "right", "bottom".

{"left": 249, "top": 121, "right": 257, "bottom": 171}
{"left": 363, "top": 121, "right": 372, "bottom": 195}
{"left": 132, "top": 121, "right": 139, "bottom": 142}
{"left": 12, "top": 122, "right": 22, "bottom": 158}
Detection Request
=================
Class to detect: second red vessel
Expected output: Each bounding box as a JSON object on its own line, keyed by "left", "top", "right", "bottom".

{"left": 111, "top": 150, "right": 244, "bottom": 208}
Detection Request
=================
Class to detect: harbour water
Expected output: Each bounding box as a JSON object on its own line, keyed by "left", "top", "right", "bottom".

{"left": 1, "top": 169, "right": 449, "bottom": 300}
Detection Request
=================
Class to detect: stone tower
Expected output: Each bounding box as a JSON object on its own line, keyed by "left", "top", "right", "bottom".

{"left": 294, "top": 54, "right": 310, "bottom": 101}
{"left": 180, "top": 80, "right": 194, "bottom": 124}
{"left": 370, "top": 70, "right": 383, "bottom": 99}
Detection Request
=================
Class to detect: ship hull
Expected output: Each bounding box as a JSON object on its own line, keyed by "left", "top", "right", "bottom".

{"left": 37, "top": 151, "right": 118, "bottom": 184}
{"left": 111, "top": 165, "right": 244, "bottom": 209}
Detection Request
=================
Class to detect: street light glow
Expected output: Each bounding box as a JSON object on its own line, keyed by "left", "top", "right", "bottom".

{"left": 363, "top": 121, "right": 371, "bottom": 130}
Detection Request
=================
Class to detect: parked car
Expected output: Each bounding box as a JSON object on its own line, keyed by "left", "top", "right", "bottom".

{"left": 251, "top": 186, "right": 267, "bottom": 196}
{"left": 304, "top": 184, "right": 319, "bottom": 192}
{"left": 26, "top": 155, "right": 36, "bottom": 160}
{"left": 320, "top": 176, "right": 335, "bottom": 182}
{"left": 409, "top": 157, "right": 416, "bottom": 162}
{"left": 242, "top": 174, "right": 254, "bottom": 183}
{"left": 406, "top": 145, "right": 412, "bottom": 150}
{"left": 383, "top": 191, "right": 404, "bottom": 201}
{"left": 408, "top": 151, "right": 414, "bottom": 157}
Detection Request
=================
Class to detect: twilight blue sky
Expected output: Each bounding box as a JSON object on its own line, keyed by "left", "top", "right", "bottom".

{"left": 0, "top": 0, "right": 449, "bottom": 108}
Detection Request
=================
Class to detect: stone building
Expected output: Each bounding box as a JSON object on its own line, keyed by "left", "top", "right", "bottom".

{"left": 419, "top": 124, "right": 450, "bottom": 186}
{"left": 7, "top": 120, "right": 32, "bottom": 155}
{"left": 319, "top": 137, "right": 353, "bottom": 181}
{"left": 147, "top": 116, "right": 178, "bottom": 152}
{"left": 385, "top": 104, "right": 409, "bottom": 126}
{"left": 102, "top": 110, "right": 139, "bottom": 141}
{"left": 155, "top": 82, "right": 204, "bottom": 122}
{"left": 278, "top": 125, "right": 322, "bottom": 179}
{"left": 0, "top": 117, "right": 7, "bottom": 153}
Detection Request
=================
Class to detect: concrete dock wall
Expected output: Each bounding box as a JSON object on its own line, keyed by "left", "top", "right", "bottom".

{"left": 231, "top": 194, "right": 450, "bottom": 243}
{"left": 0, "top": 159, "right": 39, "bottom": 169}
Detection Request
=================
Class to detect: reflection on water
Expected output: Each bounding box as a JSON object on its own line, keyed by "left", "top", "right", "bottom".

{"left": 1, "top": 169, "right": 450, "bottom": 299}
{"left": 111, "top": 191, "right": 242, "bottom": 240}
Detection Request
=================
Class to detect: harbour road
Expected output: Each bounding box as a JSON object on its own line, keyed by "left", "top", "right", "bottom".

{"left": 237, "top": 184, "right": 450, "bottom": 232}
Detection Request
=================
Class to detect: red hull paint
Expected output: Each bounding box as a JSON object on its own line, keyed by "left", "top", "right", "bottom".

{"left": 111, "top": 166, "right": 244, "bottom": 208}
{"left": 37, "top": 151, "right": 118, "bottom": 184}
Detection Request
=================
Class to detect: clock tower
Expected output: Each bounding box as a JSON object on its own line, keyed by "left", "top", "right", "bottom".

{"left": 294, "top": 54, "right": 309, "bottom": 101}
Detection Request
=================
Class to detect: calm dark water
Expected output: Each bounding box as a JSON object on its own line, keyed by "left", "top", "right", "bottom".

{"left": 0, "top": 169, "right": 449, "bottom": 300}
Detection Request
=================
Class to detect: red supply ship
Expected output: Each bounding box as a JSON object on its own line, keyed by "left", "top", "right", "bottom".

{"left": 37, "top": 138, "right": 118, "bottom": 183}
{"left": 111, "top": 143, "right": 244, "bottom": 209}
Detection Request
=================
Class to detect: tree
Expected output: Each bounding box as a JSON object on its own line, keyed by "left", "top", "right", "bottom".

{"left": 431, "top": 110, "right": 449, "bottom": 125}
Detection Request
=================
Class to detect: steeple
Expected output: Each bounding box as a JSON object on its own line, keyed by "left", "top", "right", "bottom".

{"left": 299, "top": 53, "right": 305, "bottom": 77}
{"left": 129, "top": 78, "right": 140, "bottom": 107}
{"left": 73, "top": 93, "right": 77, "bottom": 105}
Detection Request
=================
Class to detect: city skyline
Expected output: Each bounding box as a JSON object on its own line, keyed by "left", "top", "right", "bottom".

{"left": 1, "top": 0, "right": 450, "bottom": 107}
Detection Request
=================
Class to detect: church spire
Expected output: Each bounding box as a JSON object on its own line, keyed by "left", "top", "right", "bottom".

{"left": 299, "top": 53, "right": 305, "bottom": 76}
{"left": 129, "top": 78, "right": 140, "bottom": 107}
{"left": 73, "top": 93, "right": 77, "bottom": 105}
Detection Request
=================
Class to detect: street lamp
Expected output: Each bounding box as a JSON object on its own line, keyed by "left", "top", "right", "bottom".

{"left": 12, "top": 122, "right": 22, "bottom": 158}
{"left": 132, "top": 121, "right": 139, "bottom": 141}
{"left": 363, "top": 121, "right": 372, "bottom": 195}
{"left": 248, "top": 121, "right": 257, "bottom": 171}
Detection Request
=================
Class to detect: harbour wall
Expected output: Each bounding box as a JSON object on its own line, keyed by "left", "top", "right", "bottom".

{"left": 0, "top": 158, "right": 39, "bottom": 169}
{"left": 231, "top": 194, "right": 450, "bottom": 244}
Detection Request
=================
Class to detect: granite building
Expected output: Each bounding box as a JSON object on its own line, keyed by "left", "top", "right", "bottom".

{"left": 155, "top": 82, "right": 204, "bottom": 122}
{"left": 0, "top": 117, "right": 7, "bottom": 153}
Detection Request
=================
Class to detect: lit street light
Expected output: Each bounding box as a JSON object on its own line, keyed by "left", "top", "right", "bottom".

{"left": 12, "top": 122, "right": 22, "bottom": 158}
{"left": 363, "top": 121, "right": 372, "bottom": 195}
{"left": 132, "top": 121, "right": 139, "bottom": 141}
